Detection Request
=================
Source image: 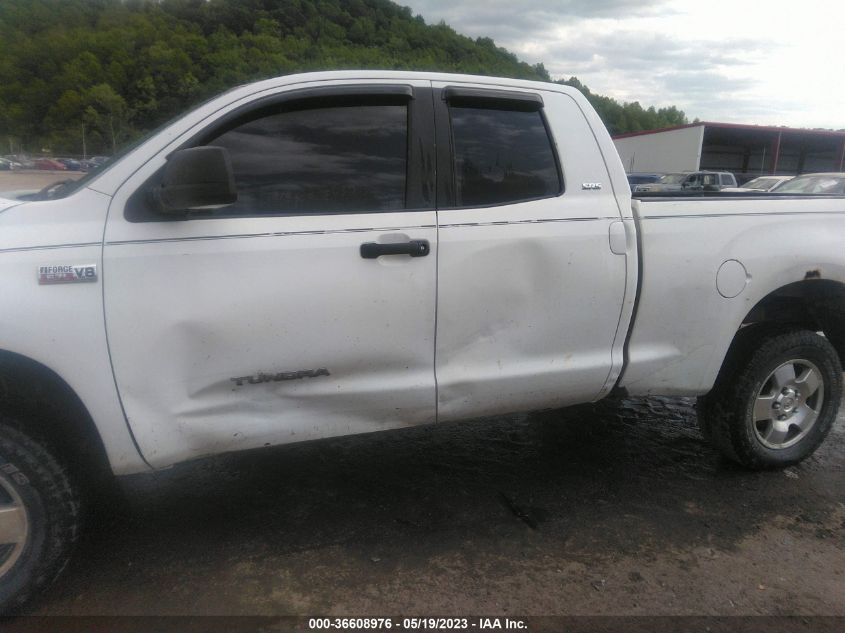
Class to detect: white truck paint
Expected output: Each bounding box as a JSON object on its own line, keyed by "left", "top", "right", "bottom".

{"left": 1, "top": 71, "right": 844, "bottom": 476}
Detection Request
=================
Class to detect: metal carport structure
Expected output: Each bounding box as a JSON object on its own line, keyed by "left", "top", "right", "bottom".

{"left": 613, "top": 122, "right": 845, "bottom": 183}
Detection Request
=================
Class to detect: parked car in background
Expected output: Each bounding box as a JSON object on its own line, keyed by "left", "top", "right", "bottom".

{"left": 57, "top": 158, "right": 83, "bottom": 171}
{"left": 626, "top": 172, "right": 663, "bottom": 188}
{"left": 635, "top": 171, "right": 737, "bottom": 192}
{"left": 772, "top": 173, "right": 845, "bottom": 194}
{"left": 34, "top": 158, "right": 67, "bottom": 171}
{"left": 721, "top": 175, "right": 794, "bottom": 193}
{"left": 4, "top": 155, "right": 35, "bottom": 169}
{"left": 0, "top": 158, "right": 21, "bottom": 171}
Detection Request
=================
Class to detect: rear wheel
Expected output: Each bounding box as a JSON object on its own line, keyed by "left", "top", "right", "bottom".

{"left": 0, "top": 421, "right": 80, "bottom": 613}
{"left": 697, "top": 327, "right": 842, "bottom": 469}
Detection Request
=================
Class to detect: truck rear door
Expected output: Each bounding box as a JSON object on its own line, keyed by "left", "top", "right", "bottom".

{"left": 431, "top": 82, "right": 628, "bottom": 419}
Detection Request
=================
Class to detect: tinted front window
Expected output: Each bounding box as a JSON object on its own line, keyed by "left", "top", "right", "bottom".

{"left": 208, "top": 104, "right": 407, "bottom": 215}
{"left": 449, "top": 106, "right": 561, "bottom": 207}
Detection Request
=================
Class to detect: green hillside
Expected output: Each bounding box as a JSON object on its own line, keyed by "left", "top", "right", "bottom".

{"left": 0, "top": 0, "right": 687, "bottom": 155}
{"left": 558, "top": 77, "right": 687, "bottom": 137}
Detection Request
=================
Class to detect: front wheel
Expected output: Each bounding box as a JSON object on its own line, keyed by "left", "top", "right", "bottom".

{"left": 698, "top": 327, "right": 842, "bottom": 469}
{"left": 0, "top": 422, "right": 80, "bottom": 613}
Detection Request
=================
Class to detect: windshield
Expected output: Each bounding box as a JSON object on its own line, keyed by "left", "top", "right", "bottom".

{"left": 628, "top": 175, "right": 659, "bottom": 184}
{"left": 742, "top": 177, "right": 783, "bottom": 190}
{"left": 658, "top": 173, "right": 687, "bottom": 184}
{"left": 25, "top": 135, "right": 151, "bottom": 201}
{"left": 774, "top": 175, "right": 845, "bottom": 194}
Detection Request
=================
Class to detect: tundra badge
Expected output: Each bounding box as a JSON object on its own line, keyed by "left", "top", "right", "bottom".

{"left": 230, "top": 368, "right": 331, "bottom": 386}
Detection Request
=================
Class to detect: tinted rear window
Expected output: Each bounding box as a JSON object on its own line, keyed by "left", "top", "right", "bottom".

{"left": 449, "top": 106, "right": 561, "bottom": 207}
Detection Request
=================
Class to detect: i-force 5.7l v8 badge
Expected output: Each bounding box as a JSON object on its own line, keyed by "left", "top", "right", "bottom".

{"left": 38, "top": 264, "right": 98, "bottom": 285}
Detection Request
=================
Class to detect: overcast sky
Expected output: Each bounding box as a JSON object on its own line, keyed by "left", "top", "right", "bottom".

{"left": 403, "top": 0, "right": 845, "bottom": 129}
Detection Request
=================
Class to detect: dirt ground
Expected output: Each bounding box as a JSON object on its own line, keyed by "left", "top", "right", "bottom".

{"left": 0, "top": 169, "right": 84, "bottom": 193}
{"left": 2, "top": 168, "right": 842, "bottom": 620}
{"left": 25, "top": 396, "right": 844, "bottom": 617}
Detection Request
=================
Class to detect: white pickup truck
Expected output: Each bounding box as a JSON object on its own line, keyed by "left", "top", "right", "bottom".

{"left": 1, "top": 71, "right": 844, "bottom": 610}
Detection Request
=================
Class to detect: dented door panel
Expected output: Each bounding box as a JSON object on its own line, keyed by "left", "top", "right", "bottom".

{"left": 102, "top": 78, "right": 437, "bottom": 468}
{"left": 435, "top": 201, "right": 626, "bottom": 419}
{"left": 432, "top": 83, "right": 628, "bottom": 419}
{"left": 104, "top": 217, "right": 437, "bottom": 466}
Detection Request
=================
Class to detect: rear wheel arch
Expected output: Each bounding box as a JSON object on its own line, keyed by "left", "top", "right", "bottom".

{"left": 699, "top": 326, "right": 841, "bottom": 468}
{"left": 739, "top": 278, "right": 845, "bottom": 366}
{"left": 697, "top": 280, "right": 845, "bottom": 465}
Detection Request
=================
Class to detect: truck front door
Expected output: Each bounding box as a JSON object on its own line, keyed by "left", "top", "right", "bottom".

{"left": 103, "top": 81, "right": 438, "bottom": 467}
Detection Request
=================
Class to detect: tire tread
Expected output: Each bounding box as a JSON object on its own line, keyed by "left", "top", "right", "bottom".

{"left": 698, "top": 326, "right": 842, "bottom": 469}
{"left": 0, "top": 421, "right": 80, "bottom": 612}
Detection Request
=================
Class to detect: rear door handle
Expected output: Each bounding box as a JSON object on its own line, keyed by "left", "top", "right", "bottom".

{"left": 360, "top": 239, "right": 430, "bottom": 259}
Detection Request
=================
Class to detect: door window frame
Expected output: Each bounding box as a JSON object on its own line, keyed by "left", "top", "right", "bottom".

{"left": 125, "top": 84, "right": 436, "bottom": 222}
{"left": 433, "top": 86, "right": 565, "bottom": 211}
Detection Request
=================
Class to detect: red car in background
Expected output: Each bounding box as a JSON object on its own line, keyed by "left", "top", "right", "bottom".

{"left": 34, "top": 158, "right": 67, "bottom": 170}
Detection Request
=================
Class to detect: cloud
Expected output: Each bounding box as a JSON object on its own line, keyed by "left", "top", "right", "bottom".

{"left": 407, "top": 0, "right": 671, "bottom": 24}
{"left": 405, "top": 1, "right": 677, "bottom": 50}
{"left": 404, "top": 0, "right": 845, "bottom": 128}
{"left": 659, "top": 71, "right": 747, "bottom": 96}
{"left": 540, "top": 30, "right": 761, "bottom": 74}
{"left": 404, "top": 1, "right": 774, "bottom": 122}
{"left": 480, "top": 19, "right": 769, "bottom": 120}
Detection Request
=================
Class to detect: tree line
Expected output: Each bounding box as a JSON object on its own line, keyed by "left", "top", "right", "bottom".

{"left": 0, "top": 0, "right": 688, "bottom": 156}
{"left": 557, "top": 77, "right": 687, "bottom": 136}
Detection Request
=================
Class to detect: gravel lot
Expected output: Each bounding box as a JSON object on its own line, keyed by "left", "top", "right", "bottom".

{"left": 2, "top": 169, "right": 843, "bottom": 620}
{"left": 26, "top": 396, "right": 845, "bottom": 617}
{"left": 0, "top": 169, "right": 85, "bottom": 193}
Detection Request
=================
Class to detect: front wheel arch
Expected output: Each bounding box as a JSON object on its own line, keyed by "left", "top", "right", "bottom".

{"left": 0, "top": 350, "right": 112, "bottom": 492}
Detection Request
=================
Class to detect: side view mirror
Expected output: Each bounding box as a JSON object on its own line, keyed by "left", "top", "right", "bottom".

{"left": 151, "top": 146, "right": 237, "bottom": 213}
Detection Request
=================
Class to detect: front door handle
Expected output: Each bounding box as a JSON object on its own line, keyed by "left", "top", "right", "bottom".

{"left": 360, "top": 239, "right": 430, "bottom": 259}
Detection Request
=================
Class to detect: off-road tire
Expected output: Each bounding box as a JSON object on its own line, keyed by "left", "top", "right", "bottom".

{"left": 697, "top": 326, "right": 842, "bottom": 469}
{"left": 0, "top": 421, "right": 80, "bottom": 613}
